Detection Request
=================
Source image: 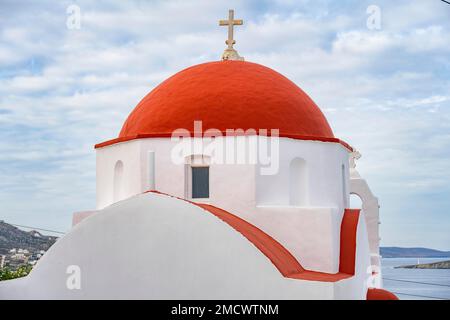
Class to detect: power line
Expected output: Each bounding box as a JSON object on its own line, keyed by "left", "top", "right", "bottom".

{"left": 391, "top": 291, "right": 449, "bottom": 300}
{"left": 441, "top": 0, "right": 450, "bottom": 5}
{"left": 7, "top": 223, "right": 65, "bottom": 235}
{"left": 383, "top": 277, "right": 450, "bottom": 288}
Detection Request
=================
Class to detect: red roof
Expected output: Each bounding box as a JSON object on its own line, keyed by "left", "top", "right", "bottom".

{"left": 367, "top": 288, "right": 399, "bottom": 300}
{"left": 96, "top": 61, "right": 352, "bottom": 150}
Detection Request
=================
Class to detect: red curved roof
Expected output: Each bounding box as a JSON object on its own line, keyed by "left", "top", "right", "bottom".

{"left": 200, "top": 203, "right": 359, "bottom": 282}
{"left": 367, "top": 288, "right": 399, "bottom": 300}
{"left": 96, "top": 61, "right": 352, "bottom": 150}
{"left": 148, "top": 190, "right": 360, "bottom": 283}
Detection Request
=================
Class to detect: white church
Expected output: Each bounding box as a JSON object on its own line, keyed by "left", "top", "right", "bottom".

{"left": 0, "top": 10, "right": 397, "bottom": 300}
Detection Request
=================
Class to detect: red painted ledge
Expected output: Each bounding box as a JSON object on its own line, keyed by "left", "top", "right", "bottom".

{"left": 95, "top": 133, "right": 353, "bottom": 152}
{"left": 147, "top": 191, "right": 360, "bottom": 283}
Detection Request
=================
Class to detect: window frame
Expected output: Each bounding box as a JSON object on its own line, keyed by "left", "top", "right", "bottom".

{"left": 185, "top": 155, "right": 211, "bottom": 201}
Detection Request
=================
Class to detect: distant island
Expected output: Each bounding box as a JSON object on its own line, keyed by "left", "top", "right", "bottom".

{"left": 395, "top": 260, "right": 450, "bottom": 269}
{"left": 380, "top": 247, "right": 450, "bottom": 258}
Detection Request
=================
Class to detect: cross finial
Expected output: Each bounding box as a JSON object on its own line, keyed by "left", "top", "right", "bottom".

{"left": 219, "top": 9, "right": 244, "bottom": 61}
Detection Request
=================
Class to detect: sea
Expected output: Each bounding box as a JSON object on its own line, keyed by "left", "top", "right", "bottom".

{"left": 381, "top": 258, "right": 450, "bottom": 300}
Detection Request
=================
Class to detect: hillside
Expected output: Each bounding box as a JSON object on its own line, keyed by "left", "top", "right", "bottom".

{"left": 381, "top": 247, "right": 450, "bottom": 258}
{"left": 0, "top": 220, "right": 58, "bottom": 255}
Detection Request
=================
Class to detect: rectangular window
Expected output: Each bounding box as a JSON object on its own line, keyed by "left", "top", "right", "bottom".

{"left": 191, "top": 167, "right": 209, "bottom": 199}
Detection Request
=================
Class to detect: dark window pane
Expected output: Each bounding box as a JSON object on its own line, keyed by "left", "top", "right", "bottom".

{"left": 192, "top": 167, "right": 209, "bottom": 198}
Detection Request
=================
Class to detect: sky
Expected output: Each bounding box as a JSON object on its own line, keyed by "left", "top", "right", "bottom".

{"left": 0, "top": 0, "right": 449, "bottom": 250}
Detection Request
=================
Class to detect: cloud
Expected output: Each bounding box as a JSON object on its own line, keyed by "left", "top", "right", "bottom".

{"left": 333, "top": 30, "right": 395, "bottom": 54}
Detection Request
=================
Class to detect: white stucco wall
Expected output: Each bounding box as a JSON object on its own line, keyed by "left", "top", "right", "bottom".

{"left": 96, "top": 140, "right": 143, "bottom": 209}
{"left": 255, "top": 139, "right": 349, "bottom": 212}
{"left": 0, "top": 192, "right": 367, "bottom": 300}
{"left": 252, "top": 207, "right": 340, "bottom": 273}
{"left": 94, "top": 136, "right": 350, "bottom": 273}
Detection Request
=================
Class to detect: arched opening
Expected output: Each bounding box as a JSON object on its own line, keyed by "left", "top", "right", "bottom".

{"left": 113, "top": 160, "right": 124, "bottom": 202}
{"left": 350, "top": 193, "right": 363, "bottom": 209}
{"left": 289, "top": 158, "right": 308, "bottom": 206}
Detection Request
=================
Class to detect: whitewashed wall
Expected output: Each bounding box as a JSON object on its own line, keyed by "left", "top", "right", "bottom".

{"left": 0, "top": 193, "right": 368, "bottom": 300}
{"left": 95, "top": 136, "right": 350, "bottom": 273}
{"left": 96, "top": 140, "right": 143, "bottom": 209}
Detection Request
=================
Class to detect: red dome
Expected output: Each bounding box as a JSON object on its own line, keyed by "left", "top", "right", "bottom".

{"left": 96, "top": 61, "right": 351, "bottom": 149}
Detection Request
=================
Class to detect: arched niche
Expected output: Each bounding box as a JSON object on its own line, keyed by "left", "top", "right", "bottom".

{"left": 289, "top": 158, "right": 308, "bottom": 206}
{"left": 113, "top": 160, "right": 124, "bottom": 202}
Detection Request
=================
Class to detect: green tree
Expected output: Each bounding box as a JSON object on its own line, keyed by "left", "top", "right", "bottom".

{"left": 0, "top": 265, "right": 33, "bottom": 281}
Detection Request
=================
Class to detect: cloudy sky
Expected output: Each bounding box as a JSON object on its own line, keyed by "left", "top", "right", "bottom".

{"left": 0, "top": 0, "right": 449, "bottom": 250}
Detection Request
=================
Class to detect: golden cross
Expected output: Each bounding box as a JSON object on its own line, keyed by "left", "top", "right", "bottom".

{"left": 219, "top": 9, "right": 243, "bottom": 50}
